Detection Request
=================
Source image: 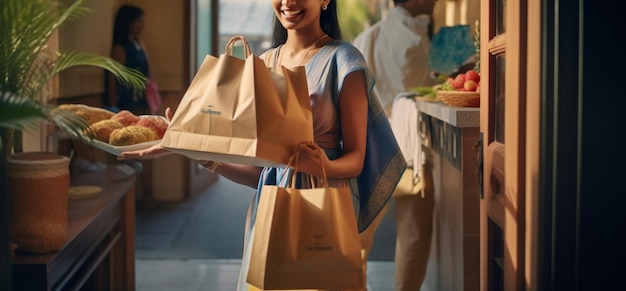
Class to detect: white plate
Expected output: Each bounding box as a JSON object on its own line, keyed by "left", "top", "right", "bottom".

{"left": 79, "top": 115, "right": 168, "bottom": 156}
{"left": 84, "top": 138, "right": 161, "bottom": 156}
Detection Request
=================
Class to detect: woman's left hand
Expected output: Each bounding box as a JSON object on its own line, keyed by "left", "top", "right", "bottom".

{"left": 294, "top": 141, "right": 329, "bottom": 178}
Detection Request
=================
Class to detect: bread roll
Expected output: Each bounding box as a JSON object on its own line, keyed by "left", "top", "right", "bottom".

{"left": 109, "top": 125, "right": 157, "bottom": 146}
{"left": 136, "top": 116, "right": 168, "bottom": 139}
{"left": 56, "top": 104, "right": 115, "bottom": 124}
{"left": 84, "top": 119, "right": 124, "bottom": 142}
{"left": 111, "top": 110, "right": 140, "bottom": 126}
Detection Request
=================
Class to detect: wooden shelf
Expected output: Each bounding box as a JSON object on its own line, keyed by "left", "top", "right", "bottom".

{"left": 12, "top": 166, "right": 136, "bottom": 291}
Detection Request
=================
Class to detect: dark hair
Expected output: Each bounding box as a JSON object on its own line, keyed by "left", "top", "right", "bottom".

{"left": 271, "top": 1, "right": 342, "bottom": 48}
{"left": 113, "top": 5, "right": 144, "bottom": 45}
{"left": 393, "top": 0, "right": 409, "bottom": 3}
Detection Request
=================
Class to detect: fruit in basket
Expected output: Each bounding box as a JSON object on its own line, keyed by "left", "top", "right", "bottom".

{"left": 465, "top": 69, "right": 480, "bottom": 83}
{"left": 451, "top": 74, "right": 466, "bottom": 89}
{"left": 439, "top": 69, "right": 481, "bottom": 93}
{"left": 464, "top": 80, "right": 478, "bottom": 91}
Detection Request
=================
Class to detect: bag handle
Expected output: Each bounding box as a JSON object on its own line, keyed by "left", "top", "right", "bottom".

{"left": 225, "top": 36, "right": 252, "bottom": 58}
{"left": 282, "top": 141, "right": 330, "bottom": 189}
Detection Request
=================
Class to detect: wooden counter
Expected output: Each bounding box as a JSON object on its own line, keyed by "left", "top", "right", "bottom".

{"left": 12, "top": 166, "right": 136, "bottom": 291}
{"left": 415, "top": 99, "right": 481, "bottom": 291}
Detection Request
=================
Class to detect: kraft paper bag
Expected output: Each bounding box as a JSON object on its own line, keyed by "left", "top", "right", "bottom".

{"left": 160, "top": 36, "right": 313, "bottom": 167}
{"left": 392, "top": 166, "right": 425, "bottom": 197}
{"left": 247, "top": 145, "right": 364, "bottom": 290}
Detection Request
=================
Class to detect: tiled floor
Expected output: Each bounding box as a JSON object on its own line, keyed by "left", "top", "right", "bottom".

{"left": 135, "top": 175, "right": 397, "bottom": 291}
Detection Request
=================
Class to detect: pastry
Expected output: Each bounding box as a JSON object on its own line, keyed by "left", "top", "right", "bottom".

{"left": 111, "top": 110, "right": 140, "bottom": 126}
{"left": 56, "top": 104, "right": 115, "bottom": 124}
{"left": 84, "top": 119, "right": 124, "bottom": 142}
{"left": 136, "top": 116, "right": 168, "bottom": 139}
{"left": 109, "top": 125, "right": 157, "bottom": 146}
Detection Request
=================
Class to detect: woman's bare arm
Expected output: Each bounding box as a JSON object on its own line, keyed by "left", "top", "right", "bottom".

{"left": 297, "top": 70, "right": 369, "bottom": 179}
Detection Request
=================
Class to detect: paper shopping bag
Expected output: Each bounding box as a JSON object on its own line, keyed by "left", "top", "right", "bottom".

{"left": 160, "top": 36, "right": 313, "bottom": 167}
{"left": 392, "top": 166, "right": 425, "bottom": 197}
{"left": 247, "top": 145, "right": 364, "bottom": 290}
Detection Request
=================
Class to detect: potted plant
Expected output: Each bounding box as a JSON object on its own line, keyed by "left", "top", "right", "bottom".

{"left": 0, "top": 0, "right": 146, "bottom": 286}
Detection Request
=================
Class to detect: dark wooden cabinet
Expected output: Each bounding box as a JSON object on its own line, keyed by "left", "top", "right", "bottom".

{"left": 12, "top": 167, "right": 136, "bottom": 291}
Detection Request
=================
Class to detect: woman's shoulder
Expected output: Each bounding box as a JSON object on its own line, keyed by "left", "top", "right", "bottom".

{"left": 327, "top": 40, "right": 362, "bottom": 56}
{"left": 325, "top": 40, "right": 368, "bottom": 67}
{"left": 260, "top": 46, "right": 282, "bottom": 66}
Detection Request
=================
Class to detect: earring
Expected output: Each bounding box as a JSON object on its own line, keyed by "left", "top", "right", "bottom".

{"left": 322, "top": 5, "right": 328, "bottom": 10}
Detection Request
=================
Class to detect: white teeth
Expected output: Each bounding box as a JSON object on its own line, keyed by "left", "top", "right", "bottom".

{"left": 282, "top": 10, "right": 302, "bottom": 16}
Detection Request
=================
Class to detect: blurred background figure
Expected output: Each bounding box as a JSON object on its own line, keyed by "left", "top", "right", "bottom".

{"left": 106, "top": 4, "right": 156, "bottom": 200}
{"left": 106, "top": 4, "right": 153, "bottom": 114}
{"left": 353, "top": 1, "right": 439, "bottom": 290}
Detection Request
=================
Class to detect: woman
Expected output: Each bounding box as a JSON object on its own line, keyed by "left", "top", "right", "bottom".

{"left": 106, "top": 4, "right": 152, "bottom": 113}
{"left": 108, "top": 4, "right": 158, "bottom": 199}
{"left": 121, "top": 0, "right": 405, "bottom": 290}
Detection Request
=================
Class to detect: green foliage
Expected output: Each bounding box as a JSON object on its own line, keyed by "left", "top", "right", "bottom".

{"left": 337, "top": 0, "right": 380, "bottom": 42}
{"left": 474, "top": 20, "right": 480, "bottom": 73}
{"left": 0, "top": 0, "right": 146, "bottom": 135}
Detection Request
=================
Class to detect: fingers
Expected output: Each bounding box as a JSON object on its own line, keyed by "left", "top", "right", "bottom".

{"left": 165, "top": 107, "right": 173, "bottom": 121}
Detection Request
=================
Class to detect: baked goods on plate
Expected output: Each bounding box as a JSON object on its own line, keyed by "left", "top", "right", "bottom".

{"left": 57, "top": 104, "right": 169, "bottom": 156}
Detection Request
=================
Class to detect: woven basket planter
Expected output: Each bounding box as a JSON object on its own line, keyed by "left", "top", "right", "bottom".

{"left": 7, "top": 152, "right": 70, "bottom": 253}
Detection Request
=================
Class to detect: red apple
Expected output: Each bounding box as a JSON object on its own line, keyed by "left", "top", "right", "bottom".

{"left": 451, "top": 74, "right": 466, "bottom": 89}
{"left": 465, "top": 70, "right": 480, "bottom": 83}
{"left": 464, "top": 80, "right": 478, "bottom": 91}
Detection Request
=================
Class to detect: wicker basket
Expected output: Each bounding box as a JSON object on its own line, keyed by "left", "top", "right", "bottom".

{"left": 7, "top": 152, "right": 70, "bottom": 253}
{"left": 436, "top": 90, "right": 480, "bottom": 107}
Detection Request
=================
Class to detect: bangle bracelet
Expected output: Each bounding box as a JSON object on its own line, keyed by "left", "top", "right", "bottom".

{"left": 201, "top": 161, "right": 221, "bottom": 172}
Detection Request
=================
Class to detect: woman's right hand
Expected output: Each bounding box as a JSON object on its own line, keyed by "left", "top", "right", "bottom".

{"left": 118, "top": 142, "right": 171, "bottom": 160}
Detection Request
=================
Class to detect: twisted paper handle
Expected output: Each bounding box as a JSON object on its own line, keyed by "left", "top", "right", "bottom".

{"left": 225, "top": 35, "right": 252, "bottom": 58}
{"left": 282, "top": 141, "right": 329, "bottom": 189}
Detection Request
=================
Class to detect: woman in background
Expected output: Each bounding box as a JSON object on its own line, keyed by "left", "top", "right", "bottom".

{"left": 106, "top": 4, "right": 152, "bottom": 114}
{"left": 107, "top": 4, "right": 156, "bottom": 199}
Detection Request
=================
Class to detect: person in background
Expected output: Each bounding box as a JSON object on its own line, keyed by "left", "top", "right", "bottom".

{"left": 119, "top": 0, "right": 406, "bottom": 290}
{"left": 106, "top": 4, "right": 152, "bottom": 114}
{"left": 107, "top": 4, "right": 155, "bottom": 199}
{"left": 353, "top": 0, "right": 438, "bottom": 290}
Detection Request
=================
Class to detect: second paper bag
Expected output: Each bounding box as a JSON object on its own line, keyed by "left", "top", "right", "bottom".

{"left": 160, "top": 36, "right": 313, "bottom": 167}
{"left": 247, "top": 149, "right": 364, "bottom": 290}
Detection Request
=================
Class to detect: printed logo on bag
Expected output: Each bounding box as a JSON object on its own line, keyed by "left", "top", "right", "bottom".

{"left": 305, "top": 243, "right": 333, "bottom": 252}
{"left": 305, "top": 235, "right": 333, "bottom": 252}
{"left": 200, "top": 105, "right": 221, "bottom": 116}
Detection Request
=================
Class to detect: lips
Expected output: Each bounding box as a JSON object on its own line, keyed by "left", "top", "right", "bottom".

{"left": 282, "top": 9, "right": 303, "bottom": 19}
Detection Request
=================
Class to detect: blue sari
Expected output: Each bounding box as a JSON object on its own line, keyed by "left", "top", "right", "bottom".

{"left": 237, "top": 40, "right": 406, "bottom": 291}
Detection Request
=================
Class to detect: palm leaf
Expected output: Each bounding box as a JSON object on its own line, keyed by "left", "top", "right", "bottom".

{"left": 0, "top": 0, "right": 146, "bottom": 138}
{"left": 0, "top": 92, "right": 47, "bottom": 131}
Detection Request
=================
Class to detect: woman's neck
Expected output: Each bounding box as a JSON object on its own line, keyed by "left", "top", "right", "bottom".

{"left": 284, "top": 29, "right": 328, "bottom": 52}
{"left": 279, "top": 31, "right": 330, "bottom": 67}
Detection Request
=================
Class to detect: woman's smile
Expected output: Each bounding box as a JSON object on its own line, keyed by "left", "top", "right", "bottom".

{"left": 281, "top": 9, "right": 304, "bottom": 20}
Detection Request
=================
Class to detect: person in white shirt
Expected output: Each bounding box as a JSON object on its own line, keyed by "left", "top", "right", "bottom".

{"left": 353, "top": 1, "right": 438, "bottom": 290}
{"left": 353, "top": 0, "right": 439, "bottom": 116}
